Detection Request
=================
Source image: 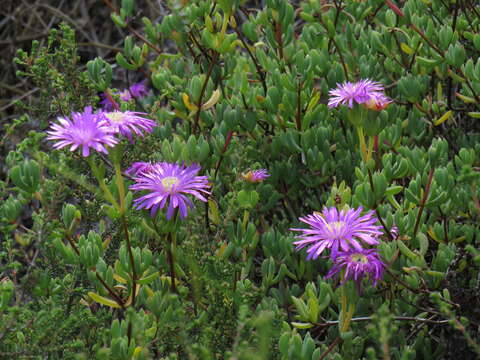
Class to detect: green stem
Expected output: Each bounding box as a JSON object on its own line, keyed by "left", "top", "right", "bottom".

{"left": 166, "top": 212, "right": 179, "bottom": 294}
{"left": 242, "top": 210, "right": 249, "bottom": 231}
{"left": 356, "top": 126, "right": 368, "bottom": 163}
{"left": 114, "top": 159, "right": 126, "bottom": 214}
{"left": 122, "top": 215, "right": 137, "bottom": 306}
{"left": 366, "top": 134, "right": 375, "bottom": 163}
{"left": 111, "top": 153, "right": 137, "bottom": 306}
{"left": 167, "top": 232, "right": 177, "bottom": 294}
{"left": 339, "top": 284, "right": 356, "bottom": 333}
{"left": 86, "top": 157, "right": 118, "bottom": 209}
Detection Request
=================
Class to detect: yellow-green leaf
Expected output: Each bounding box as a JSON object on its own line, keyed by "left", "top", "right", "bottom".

{"left": 427, "top": 228, "right": 444, "bottom": 243}
{"left": 456, "top": 93, "right": 476, "bottom": 103}
{"left": 417, "top": 56, "right": 441, "bottom": 67}
{"left": 291, "top": 322, "right": 314, "bottom": 329}
{"left": 123, "top": 284, "right": 140, "bottom": 307}
{"left": 133, "top": 347, "right": 143, "bottom": 358}
{"left": 447, "top": 69, "right": 465, "bottom": 83}
{"left": 113, "top": 273, "right": 128, "bottom": 284}
{"left": 397, "top": 239, "right": 417, "bottom": 260}
{"left": 306, "top": 90, "right": 320, "bottom": 113}
{"left": 208, "top": 198, "right": 220, "bottom": 225}
{"left": 400, "top": 42, "right": 414, "bottom": 54}
{"left": 138, "top": 271, "right": 160, "bottom": 285}
{"left": 88, "top": 292, "right": 121, "bottom": 308}
{"left": 434, "top": 110, "right": 453, "bottom": 126}
{"left": 425, "top": 270, "right": 445, "bottom": 278}
{"left": 182, "top": 93, "right": 198, "bottom": 111}
{"left": 102, "top": 236, "right": 112, "bottom": 250}
{"left": 201, "top": 89, "right": 221, "bottom": 110}
{"left": 144, "top": 285, "right": 154, "bottom": 298}
{"left": 467, "top": 112, "right": 480, "bottom": 119}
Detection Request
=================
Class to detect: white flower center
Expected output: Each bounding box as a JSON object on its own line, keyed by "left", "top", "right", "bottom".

{"left": 105, "top": 112, "right": 125, "bottom": 123}
{"left": 161, "top": 176, "right": 179, "bottom": 192}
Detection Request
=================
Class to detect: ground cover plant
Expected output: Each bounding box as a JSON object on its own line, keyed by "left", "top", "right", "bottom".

{"left": 0, "top": 0, "right": 479, "bottom": 358}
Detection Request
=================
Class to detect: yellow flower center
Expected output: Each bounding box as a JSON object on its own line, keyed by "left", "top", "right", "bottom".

{"left": 350, "top": 253, "right": 368, "bottom": 264}
{"left": 161, "top": 176, "right": 179, "bottom": 191}
{"left": 105, "top": 112, "right": 125, "bottom": 123}
{"left": 242, "top": 171, "right": 255, "bottom": 182}
{"left": 326, "top": 221, "right": 345, "bottom": 233}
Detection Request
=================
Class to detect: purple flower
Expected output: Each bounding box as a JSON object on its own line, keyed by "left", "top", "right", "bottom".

{"left": 47, "top": 106, "right": 118, "bottom": 157}
{"left": 326, "top": 248, "right": 385, "bottom": 286}
{"left": 125, "top": 161, "right": 155, "bottom": 177}
{"left": 99, "top": 81, "right": 149, "bottom": 110}
{"left": 242, "top": 169, "right": 270, "bottom": 183}
{"left": 291, "top": 207, "right": 383, "bottom": 260}
{"left": 328, "top": 79, "right": 390, "bottom": 109}
{"left": 100, "top": 111, "right": 156, "bottom": 141}
{"left": 389, "top": 225, "right": 399, "bottom": 240}
{"left": 128, "top": 81, "right": 149, "bottom": 98}
{"left": 130, "top": 162, "right": 211, "bottom": 219}
{"left": 363, "top": 92, "right": 392, "bottom": 111}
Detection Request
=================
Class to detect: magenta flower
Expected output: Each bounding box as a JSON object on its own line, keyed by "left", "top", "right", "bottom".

{"left": 47, "top": 106, "right": 118, "bottom": 157}
{"left": 100, "top": 81, "right": 149, "bottom": 110}
{"left": 130, "top": 162, "right": 211, "bottom": 219}
{"left": 125, "top": 161, "right": 155, "bottom": 177}
{"left": 326, "top": 248, "right": 385, "bottom": 286}
{"left": 363, "top": 92, "right": 392, "bottom": 111}
{"left": 242, "top": 169, "right": 270, "bottom": 183}
{"left": 328, "top": 79, "right": 390, "bottom": 109}
{"left": 100, "top": 111, "right": 156, "bottom": 141}
{"left": 291, "top": 207, "right": 383, "bottom": 260}
{"left": 128, "top": 81, "right": 149, "bottom": 98}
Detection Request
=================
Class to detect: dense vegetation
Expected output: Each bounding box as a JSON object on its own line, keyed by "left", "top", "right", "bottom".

{"left": 1, "top": 0, "right": 479, "bottom": 359}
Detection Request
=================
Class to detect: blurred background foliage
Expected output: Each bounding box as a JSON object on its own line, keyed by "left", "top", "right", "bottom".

{"left": 0, "top": 0, "right": 479, "bottom": 358}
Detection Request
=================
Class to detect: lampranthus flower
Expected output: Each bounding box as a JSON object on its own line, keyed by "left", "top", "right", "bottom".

{"left": 291, "top": 207, "right": 383, "bottom": 260}
{"left": 328, "top": 79, "right": 390, "bottom": 109}
{"left": 130, "top": 162, "right": 211, "bottom": 219}
{"left": 100, "top": 111, "right": 156, "bottom": 141}
{"left": 100, "top": 81, "right": 149, "bottom": 110}
{"left": 127, "top": 81, "right": 149, "bottom": 98}
{"left": 326, "top": 248, "right": 385, "bottom": 286}
{"left": 47, "top": 106, "right": 118, "bottom": 157}
{"left": 125, "top": 161, "right": 154, "bottom": 177}
{"left": 363, "top": 92, "right": 392, "bottom": 111}
{"left": 242, "top": 169, "right": 270, "bottom": 183}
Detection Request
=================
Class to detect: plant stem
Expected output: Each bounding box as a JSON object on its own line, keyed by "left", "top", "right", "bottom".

{"left": 121, "top": 214, "right": 137, "bottom": 306}
{"left": 112, "top": 154, "right": 137, "bottom": 306}
{"left": 366, "top": 169, "right": 395, "bottom": 241}
{"left": 101, "top": 0, "right": 162, "bottom": 55}
{"left": 95, "top": 272, "right": 125, "bottom": 309}
{"left": 214, "top": 130, "right": 233, "bottom": 179}
{"left": 166, "top": 229, "right": 177, "bottom": 294}
{"left": 295, "top": 80, "right": 303, "bottom": 131}
{"left": 319, "top": 337, "right": 342, "bottom": 360}
{"left": 356, "top": 126, "right": 368, "bottom": 163}
{"left": 412, "top": 168, "right": 434, "bottom": 237}
{"left": 103, "top": 89, "right": 120, "bottom": 111}
{"left": 339, "top": 284, "right": 355, "bottom": 332}
{"left": 242, "top": 210, "right": 249, "bottom": 231}
{"left": 315, "top": 315, "right": 449, "bottom": 327}
{"left": 232, "top": 16, "right": 267, "bottom": 95}
{"left": 193, "top": 52, "right": 218, "bottom": 134}
{"left": 86, "top": 157, "right": 119, "bottom": 209}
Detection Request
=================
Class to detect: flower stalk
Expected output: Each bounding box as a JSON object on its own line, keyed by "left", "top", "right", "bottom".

{"left": 339, "top": 283, "right": 356, "bottom": 333}
{"left": 111, "top": 149, "right": 138, "bottom": 306}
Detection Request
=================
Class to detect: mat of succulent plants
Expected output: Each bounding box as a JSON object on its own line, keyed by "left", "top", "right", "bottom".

{"left": 0, "top": 0, "right": 479, "bottom": 358}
